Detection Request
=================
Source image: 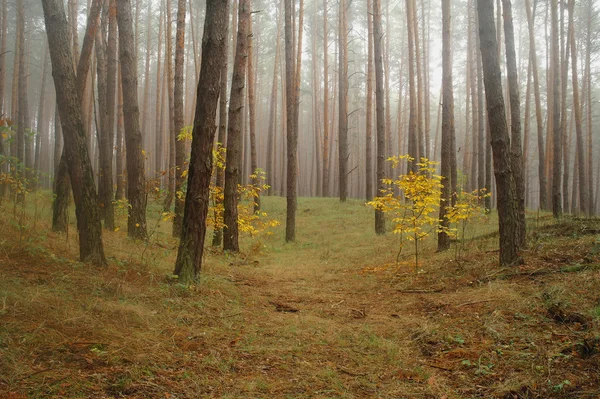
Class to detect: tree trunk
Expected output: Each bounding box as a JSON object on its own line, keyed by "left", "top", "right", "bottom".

{"left": 0, "top": 0, "right": 6, "bottom": 198}
{"left": 568, "top": 0, "right": 587, "bottom": 215}
{"left": 223, "top": 0, "right": 251, "bottom": 252}
{"left": 115, "top": 64, "right": 125, "bottom": 201}
{"left": 524, "top": 0, "right": 547, "bottom": 211}
{"left": 42, "top": 0, "right": 106, "bottom": 265}
{"left": 406, "top": 0, "right": 418, "bottom": 170}
{"left": 586, "top": 1, "right": 594, "bottom": 215}
{"left": 438, "top": 0, "right": 455, "bottom": 252}
{"left": 211, "top": 0, "right": 231, "bottom": 247}
{"left": 502, "top": 0, "right": 526, "bottom": 248}
{"left": 247, "top": 11, "right": 259, "bottom": 212}
{"left": 172, "top": 0, "right": 187, "bottom": 237}
{"left": 266, "top": 5, "right": 281, "bottom": 197}
{"left": 173, "top": 0, "right": 230, "bottom": 283}
{"left": 366, "top": 0, "right": 374, "bottom": 201}
{"left": 477, "top": 0, "right": 522, "bottom": 266}
{"left": 284, "top": 0, "right": 298, "bottom": 242}
{"left": 95, "top": 17, "right": 115, "bottom": 231}
{"left": 163, "top": 0, "right": 176, "bottom": 212}
{"left": 550, "top": 0, "right": 562, "bottom": 218}
{"left": 338, "top": 0, "right": 348, "bottom": 202}
{"left": 322, "top": 0, "right": 330, "bottom": 197}
{"left": 117, "top": 0, "right": 148, "bottom": 240}
{"left": 154, "top": 1, "right": 164, "bottom": 181}
{"left": 373, "top": 0, "right": 386, "bottom": 235}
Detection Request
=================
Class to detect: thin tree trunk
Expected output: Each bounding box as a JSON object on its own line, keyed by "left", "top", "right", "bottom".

{"left": 373, "top": 0, "right": 385, "bottom": 235}
{"left": 247, "top": 10, "right": 259, "bottom": 211}
{"left": 284, "top": 0, "right": 299, "bottom": 242}
{"left": 550, "top": 0, "right": 562, "bottom": 218}
{"left": 115, "top": 64, "right": 125, "bottom": 200}
{"left": 173, "top": 0, "right": 230, "bottom": 283}
{"left": 163, "top": 0, "right": 176, "bottom": 212}
{"left": 338, "top": 0, "right": 348, "bottom": 202}
{"left": 117, "top": 0, "right": 148, "bottom": 239}
{"left": 525, "top": 0, "right": 547, "bottom": 210}
{"left": 266, "top": 6, "right": 281, "bottom": 197}
{"left": 366, "top": 0, "right": 374, "bottom": 201}
{"left": 172, "top": 0, "right": 187, "bottom": 237}
{"left": 568, "top": 0, "right": 587, "bottom": 215}
{"left": 223, "top": 0, "right": 251, "bottom": 252}
{"left": 477, "top": 0, "right": 522, "bottom": 266}
{"left": 502, "top": 0, "right": 526, "bottom": 248}
{"left": 438, "top": 0, "right": 455, "bottom": 252}
{"left": 211, "top": 0, "right": 231, "bottom": 247}
{"left": 322, "top": 0, "right": 330, "bottom": 197}
{"left": 154, "top": 0, "right": 164, "bottom": 180}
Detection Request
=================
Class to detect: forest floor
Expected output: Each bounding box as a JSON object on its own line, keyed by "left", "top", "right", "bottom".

{"left": 1, "top": 194, "right": 600, "bottom": 398}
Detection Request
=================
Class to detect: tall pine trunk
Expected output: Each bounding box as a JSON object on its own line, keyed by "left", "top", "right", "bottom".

{"left": 223, "top": 0, "right": 251, "bottom": 252}
{"left": 172, "top": 0, "right": 187, "bottom": 237}
{"left": 477, "top": 0, "right": 522, "bottom": 266}
{"left": 173, "top": 0, "right": 230, "bottom": 283}
{"left": 117, "top": 0, "right": 148, "bottom": 239}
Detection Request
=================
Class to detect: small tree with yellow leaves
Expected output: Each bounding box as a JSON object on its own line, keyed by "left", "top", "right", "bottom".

{"left": 368, "top": 156, "right": 444, "bottom": 269}
{"left": 207, "top": 144, "right": 279, "bottom": 242}
{"left": 446, "top": 189, "right": 490, "bottom": 263}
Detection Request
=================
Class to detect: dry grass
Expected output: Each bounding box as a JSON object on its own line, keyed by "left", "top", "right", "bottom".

{"left": 0, "top": 194, "right": 599, "bottom": 398}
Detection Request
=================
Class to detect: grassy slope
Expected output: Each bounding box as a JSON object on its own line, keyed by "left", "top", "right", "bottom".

{"left": 1, "top": 194, "right": 599, "bottom": 398}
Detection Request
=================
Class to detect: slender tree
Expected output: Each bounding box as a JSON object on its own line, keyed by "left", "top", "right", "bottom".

{"left": 550, "top": 0, "right": 562, "bottom": 217}
{"left": 373, "top": 0, "right": 386, "bottom": 234}
{"left": 322, "top": 0, "right": 330, "bottom": 197}
{"left": 284, "top": 0, "right": 298, "bottom": 242}
{"left": 173, "top": 0, "right": 230, "bottom": 283}
{"left": 223, "top": 0, "right": 251, "bottom": 252}
{"left": 477, "top": 0, "right": 521, "bottom": 266}
{"left": 211, "top": 0, "right": 232, "bottom": 247}
{"left": 502, "top": 0, "right": 526, "bottom": 247}
{"left": 172, "top": 0, "right": 187, "bottom": 237}
{"left": 338, "top": 0, "right": 348, "bottom": 202}
{"left": 365, "top": 0, "right": 374, "bottom": 201}
{"left": 438, "top": 0, "right": 455, "bottom": 252}
{"left": 117, "top": 0, "right": 148, "bottom": 239}
{"left": 568, "top": 0, "right": 587, "bottom": 215}
{"left": 524, "top": 0, "right": 547, "bottom": 210}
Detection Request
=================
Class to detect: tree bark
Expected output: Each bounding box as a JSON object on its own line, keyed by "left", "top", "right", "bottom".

{"left": 374, "top": 0, "right": 386, "bottom": 235}
{"left": 524, "top": 0, "right": 547, "bottom": 211}
{"left": 223, "top": 0, "right": 251, "bottom": 252}
{"left": 266, "top": 5, "right": 281, "bottom": 197}
{"left": 163, "top": 0, "right": 176, "bottom": 212}
{"left": 438, "top": 0, "right": 455, "bottom": 252}
{"left": 284, "top": 0, "right": 298, "bottom": 242}
{"left": 550, "top": 0, "right": 562, "bottom": 217}
{"left": 477, "top": 0, "right": 522, "bottom": 266}
{"left": 117, "top": 0, "right": 148, "bottom": 239}
{"left": 502, "top": 0, "right": 526, "bottom": 248}
{"left": 172, "top": 0, "right": 187, "bottom": 237}
{"left": 211, "top": 0, "right": 231, "bottom": 247}
{"left": 95, "top": 15, "right": 115, "bottom": 231}
{"left": 42, "top": 0, "right": 106, "bottom": 265}
{"left": 173, "top": 0, "right": 230, "bottom": 283}
{"left": 322, "top": 0, "right": 330, "bottom": 197}
{"left": 247, "top": 10, "right": 259, "bottom": 212}
{"left": 338, "top": 0, "right": 348, "bottom": 202}
{"left": 366, "top": 0, "right": 374, "bottom": 201}
{"left": 568, "top": 0, "right": 587, "bottom": 215}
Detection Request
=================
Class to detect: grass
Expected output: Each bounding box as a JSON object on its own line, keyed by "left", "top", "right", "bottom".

{"left": 0, "top": 192, "right": 599, "bottom": 398}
